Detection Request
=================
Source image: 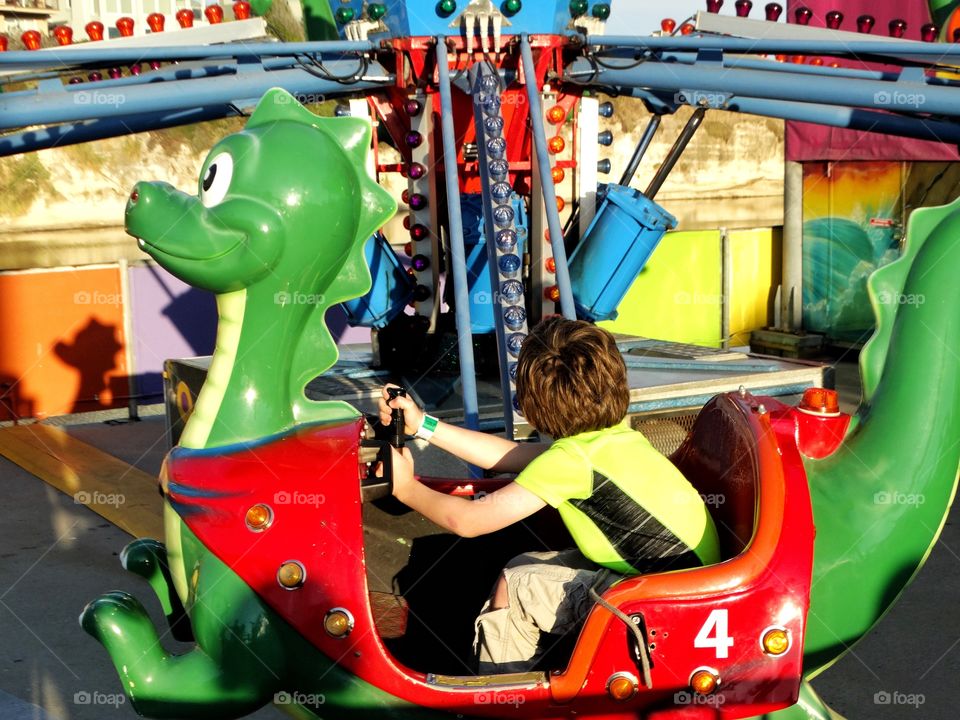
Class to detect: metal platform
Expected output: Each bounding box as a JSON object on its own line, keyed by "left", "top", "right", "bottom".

{"left": 163, "top": 337, "right": 829, "bottom": 449}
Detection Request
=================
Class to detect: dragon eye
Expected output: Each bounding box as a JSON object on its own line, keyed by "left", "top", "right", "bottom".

{"left": 200, "top": 152, "right": 233, "bottom": 208}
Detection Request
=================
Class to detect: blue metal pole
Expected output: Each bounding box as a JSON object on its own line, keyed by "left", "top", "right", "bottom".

{"left": 0, "top": 62, "right": 392, "bottom": 130}
{"left": 0, "top": 56, "right": 308, "bottom": 98}
{"left": 0, "top": 106, "right": 238, "bottom": 156}
{"left": 0, "top": 41, "right": 377, "bottom": 68}
{"left": 656, "top": 51, "right": 900, "bottom": 82}
{"left": 435, "top": 37, "right": 481, "bottom": 439}
{"left": 519, "top": 34, "right": 576, "bottom": 321}
{"left": 724, "top": 96, "right": 960, "bottom": 144}
{"left": 585, "top": 34, "right": 960, "bottom": 59}
{"left": 565, "top": 57, "right": 960, "bottom": 117}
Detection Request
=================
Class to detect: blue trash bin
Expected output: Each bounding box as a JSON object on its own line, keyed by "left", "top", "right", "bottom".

{"left": 341, "top": 232, "right": 414, "bottom": 328}
{"left": 568, "top": 184, "right": 676, "bottom": 322}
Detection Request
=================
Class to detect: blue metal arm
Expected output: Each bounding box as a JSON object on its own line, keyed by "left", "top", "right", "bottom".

{"left": 584, "top": 34, "right": 960, "bottom": 63}
{"left": 0, "top": 41, "right": 377, "bottom": 70}
{"left": 565, "top": 57, "right": 960, "bottom": 118}
{"left": 0, "top": 61, "right": 392, "bottom": 130}
{"left": 435, "top": 37, "right": 481, "bottom": 446}
{"left": 0, "top": 107, "right": 240, "bottom": 157}
{"left": 519, "top": 34, "right": 576, "bottom": 321}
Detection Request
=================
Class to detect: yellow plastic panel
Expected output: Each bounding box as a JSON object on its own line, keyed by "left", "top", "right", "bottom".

{"left": 728, "top": 228, "right": 781, "bottom": 346}
{"left": 599, "top": 230, "right": 723, "bottom": 347}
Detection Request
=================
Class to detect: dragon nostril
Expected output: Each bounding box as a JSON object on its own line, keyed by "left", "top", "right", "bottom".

{"left": 130, "top": 188, "right": 139, "bottom": 203}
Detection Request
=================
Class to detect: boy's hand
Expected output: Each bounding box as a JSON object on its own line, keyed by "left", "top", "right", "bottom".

{"left": 379, "top": 384, "right": 424, "bottom": 436}
{"left": 390, "top": 446, "right": 415, "bottom": 501}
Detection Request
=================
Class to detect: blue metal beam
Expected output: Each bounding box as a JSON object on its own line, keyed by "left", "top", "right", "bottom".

{"left": 0, "top": 106, "right": 239, "bottom": 156}
{"left": 0, "top": 62, "right": 392, "bottom": 130}
{"left": 519, "top": 33, "right": 576, "bottom": 321}
{"left": 655, "top": 51, "right": 901, "bottom": 83}
{"left": 585, "top": 34, "right": 960, "bottom": 62}
{"left": 435, "top": 37, "right": 481, "bottom": 443}
{"left": 0, "top": 40, "right": 377, "bottom": 69}
{"left": 725, "top": 96, "right": 960, "bottom": 145}
{"left": 0, "top": 57, "right": 309, "bottom": 97}
{"left": 566, "top": 57, "right": 960, "bottom": 117}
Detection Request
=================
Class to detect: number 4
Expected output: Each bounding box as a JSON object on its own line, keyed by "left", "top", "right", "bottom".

{"left": 694, "top": 609, "right": 734, "bottom": 658}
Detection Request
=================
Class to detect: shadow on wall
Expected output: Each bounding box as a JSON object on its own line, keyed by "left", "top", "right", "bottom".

{"left": 53, "top": 317, "right": 123, "bottom": 414}
{"left": 160, "top": 287, "right": 217, "bottom": 357}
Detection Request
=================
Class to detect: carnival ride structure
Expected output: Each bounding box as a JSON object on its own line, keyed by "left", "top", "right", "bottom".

{"left": 3, "top": 0, "right": 960, "bottom": 718}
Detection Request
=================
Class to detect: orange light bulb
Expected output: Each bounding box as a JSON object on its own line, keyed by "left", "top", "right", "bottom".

{"left": 176, "top": 8, "right": 195, "bottom": 27}
{"left": 85, "top": 21, "right": 105, "bottom": 41}
{"left": 53, "top": 25, "right": 73, "bottom": 45}
{"left": 546, "top": 105, "right": 566, "bottom": 124}
{"left": 205, "top": 5, "right": 224, "bottom": 23}
{"left": 147, "top": 12, "right": 165, "bottom": 32}
{"left": 21, "top": 30, "right": 42, "bottom": 50}
{"left": 116, "top": 16, "right": 135, "bottom": 37}
{"left": 548, "top": 136, "right": 565, "bottom": 154}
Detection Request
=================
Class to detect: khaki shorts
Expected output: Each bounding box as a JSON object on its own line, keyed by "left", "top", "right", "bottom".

{"left": 473, "top": 549, "right": 618, "bottom": 673}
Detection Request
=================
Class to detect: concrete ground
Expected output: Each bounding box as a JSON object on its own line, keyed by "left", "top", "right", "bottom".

{"left": 1, "top": 357, "right": 958, "bottom": 719}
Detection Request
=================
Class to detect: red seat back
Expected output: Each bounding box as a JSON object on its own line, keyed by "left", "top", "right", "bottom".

{"left": 669, "top": 394, "right": 759, "bottom": 560}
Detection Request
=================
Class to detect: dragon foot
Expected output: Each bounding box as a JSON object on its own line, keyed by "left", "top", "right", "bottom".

{"left": 120, "top": 538, "right": 193, "bottom": 641}
{"left": 80, "top": 590, "right": 279, "bottom": 719}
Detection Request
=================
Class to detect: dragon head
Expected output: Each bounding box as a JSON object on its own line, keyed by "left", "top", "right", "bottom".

{"left": 125, "top": 89, "right": 397, "bottom": 444}
{"left": 125, "top": 88, "right": 396, "bottom": 304}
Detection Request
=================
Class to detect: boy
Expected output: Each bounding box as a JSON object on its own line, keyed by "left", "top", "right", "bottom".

{"left": 380, "top": 318, "right": 720, "bottom": 673}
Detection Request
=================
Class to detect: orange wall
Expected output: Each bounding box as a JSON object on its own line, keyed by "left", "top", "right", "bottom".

{"left": 0, "top": 267, "right": 128, "bottom": 420}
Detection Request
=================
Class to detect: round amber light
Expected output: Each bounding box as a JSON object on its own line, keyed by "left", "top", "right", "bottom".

{"left": 690, "top": 668, "right": 719, "bottom": 695}
{"left": 277, "top": 560, "right": 305, "bottom": 589}
{"left": 245, "top": 503, "right": 273, "bottom": 531}
{"left": 548, "top": 136, "right": 565, "bottom": 154}
{"left": 324, "top": 608, "right": 354, "bottom": 637}
{"left": 606, "top": 672, "right": 637, "bottom": 701}
{"left": 546, "top": 105, "right": 566, "bottom": 124}
{"left": 551, "top": 167, "right": 565, "bottom": 183}
{"left": 762, "top": 627, "right": 790, "bottom": 655}
{"left": 799, "top": 387, "right": 840, "bottom": 416}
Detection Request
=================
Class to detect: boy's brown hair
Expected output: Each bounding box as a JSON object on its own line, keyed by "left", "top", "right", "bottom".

{"left": 515, "top": 317, "right": 629, "bottom": 439}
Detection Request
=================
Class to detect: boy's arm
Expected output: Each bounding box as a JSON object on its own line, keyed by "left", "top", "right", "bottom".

{"left": 379, "top": 384, "right": 548, "bottom": 472}
{"left": 428, "top": 420, "right": 548, "bottom": 473}
{"left": 391, "top": 448, "right": 547, "bottom": 537}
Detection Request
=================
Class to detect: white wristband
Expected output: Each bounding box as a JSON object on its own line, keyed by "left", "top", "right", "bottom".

{"left": 415, "top": 414, "right": 439, "bottom": 441}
